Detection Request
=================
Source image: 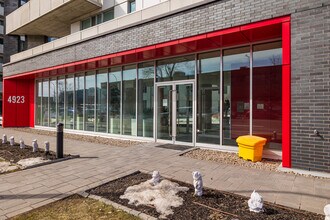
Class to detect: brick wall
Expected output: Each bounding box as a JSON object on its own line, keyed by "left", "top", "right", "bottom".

{"left": 3, "top": 0, "right": 330, "bottom": 172}
{"left": 291, "top": 5, "right": 330, "bottom": 172}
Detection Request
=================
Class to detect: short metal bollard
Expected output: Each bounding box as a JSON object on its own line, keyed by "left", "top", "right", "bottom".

{"left": 2, "top": 134, "right": 7, "bottom": 144}
{"left": 9, "top": 136, "right": 14, "bottom": 146}
{"left": 56, "top": 123, "right": 64, "bottom": 158}
{"left": 32, "top": 139, "right": 38, "bottom": 152}
{"left": 44, "top": 141, "right": 50, "bottom": 155}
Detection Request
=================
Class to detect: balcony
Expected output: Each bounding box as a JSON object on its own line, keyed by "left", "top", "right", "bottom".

{"left": 6, "top": 0, "right": 102, "bottom": 37}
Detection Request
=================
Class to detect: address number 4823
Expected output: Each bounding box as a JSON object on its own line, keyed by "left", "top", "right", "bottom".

{"left": 7, "top": 96, "right": 25, "bottom": 104}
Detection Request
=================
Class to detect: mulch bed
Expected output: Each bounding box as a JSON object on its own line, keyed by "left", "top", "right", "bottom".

{"left": 88, "top": 172, "right": 324, "bottom": 220}
{"left": 0, "top": 140, "right": 65, "bottom": 163}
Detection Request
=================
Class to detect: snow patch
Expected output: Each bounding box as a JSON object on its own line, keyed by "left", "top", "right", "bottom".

{"left": 325, "top": 204, "right": 330, "bottom": 220}
{"left": 0, "top": 161, "right": 18, "bottom": 173}
{"left": 17, "top": 157, "right": 50, "bottom": 168}
{"left": 120, "top": 179, "right": 189, "bottom": 218}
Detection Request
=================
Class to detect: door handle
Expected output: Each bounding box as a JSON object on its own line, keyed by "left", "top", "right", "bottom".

{"left": 168, "top": 89, "right": 176, "bottom": 138}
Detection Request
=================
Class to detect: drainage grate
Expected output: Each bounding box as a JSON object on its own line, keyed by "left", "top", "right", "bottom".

{"left": 155, "top": 144, "right": 193, "bottom": 151}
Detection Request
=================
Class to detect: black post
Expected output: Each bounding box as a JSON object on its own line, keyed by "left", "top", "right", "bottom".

{"left": 56, "top": 123, "right": 64, "bottom": 158}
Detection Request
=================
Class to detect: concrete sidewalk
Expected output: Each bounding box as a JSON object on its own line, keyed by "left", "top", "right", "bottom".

{"left": 0, "top": 128, "right": 329, "bottom": 219}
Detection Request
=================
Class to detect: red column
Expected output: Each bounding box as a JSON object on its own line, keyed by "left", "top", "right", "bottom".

{"left": 281, "top": 20, "right": 291, "bottom": 168}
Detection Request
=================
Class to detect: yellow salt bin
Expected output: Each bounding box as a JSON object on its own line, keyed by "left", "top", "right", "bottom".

{"left": 236, "top": 135, "right": 267, "bottom": 162}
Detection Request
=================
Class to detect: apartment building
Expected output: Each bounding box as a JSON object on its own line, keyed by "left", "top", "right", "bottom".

{"left": 2, "top": 0, "right": 330, "bottom": 173}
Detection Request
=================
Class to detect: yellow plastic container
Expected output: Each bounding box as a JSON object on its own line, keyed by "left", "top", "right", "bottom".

{"left": 236, "top": 135, "right": 267, "bottom": 162}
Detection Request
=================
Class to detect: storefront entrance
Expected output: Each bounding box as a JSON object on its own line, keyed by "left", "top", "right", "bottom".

{"left": 156, "top": 81, "right": 194, "bottom": 144}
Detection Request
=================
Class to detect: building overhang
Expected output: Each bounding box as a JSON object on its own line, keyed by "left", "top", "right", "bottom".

{"left": 6, "top": 0, "right": 102, "bottom": 37}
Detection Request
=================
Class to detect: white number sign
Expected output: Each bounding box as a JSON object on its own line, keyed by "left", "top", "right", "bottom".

{"left": 7, "top": 96, "right": 25, "bottom": 104}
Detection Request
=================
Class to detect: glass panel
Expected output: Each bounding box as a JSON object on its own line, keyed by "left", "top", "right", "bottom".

{"left": 85, "top": 73, "right": 95, "bottom": 131}
{"left": 137, "top": 62, "right": 154, "bottom": 137}
{"left": 176, "top": 84, "right": 193, "bottom": 143}
{"left": 197, "top": 51, "right": 220, "bottom": 144}
{"left": 253, "top": 41, "right": 282, "bottom": 150}
{"left": 122, "top": 65, "right": 136, "bottom": 136}
{"left": 49, "top": 79, "right": 57, "bottom": 127}
{"left": 103, "top": 9, "right": 114, "bottom": 22}
{"left": 156, "top": 55, "right": 195, "bottom": 82}
{"left": 128, "top": 1, "right": 136, "bottom": 13}
{"left": 96, "top": 14, "right": 103, "bottom": 24}
{"left": 75, "top": 74, "right": 84, "bottom": 130}
{"left": 57, "top": 78, "right": 65, "bottom": 124}
{"left": 42, "top": 80, "right": 49, "bottom": 126}
{"left": 96, "top": 69, "right": 108, "bottom": 133}
{"left": 81, "top": 18, "right": 91, "bottom": 30}
{"left": 36, "top": 81, "right": 42, "bottom": 125}
{"left": 223, "top": 46, "right": 250, "bottom": 145}
{"left": 157, "top": 85, "right": 172, "bottom": 140}
{"left": 65, "top": 77, "right": 74, "bottom": 129}
{"left": 108, "top": 67, "right": 121, "bottom": 134}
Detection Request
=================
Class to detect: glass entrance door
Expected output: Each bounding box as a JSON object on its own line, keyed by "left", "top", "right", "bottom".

{"left": 156, "top": 82, "right": 194, "bottom": 144}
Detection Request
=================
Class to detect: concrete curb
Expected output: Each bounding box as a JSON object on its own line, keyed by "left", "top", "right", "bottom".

{"left": 277, "top": 164, "right": 330, "bottom": 179}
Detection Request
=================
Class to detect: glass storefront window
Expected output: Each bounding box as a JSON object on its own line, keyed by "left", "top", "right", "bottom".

{"left": 42, "top": 80, "right": 49, "bottom": 126}
{"left": 75, "top": 74, "right": 84, "bottom": 130}
{"left": 49, "top": 79, "right": 57, "bottom": 127}
{"left": 65, "top": 76, "right": 74, "bottom": 129}
{"left": 33, "top": 41, "right": 283, "bottom": 150}
{"left": 96, "top": 69, "right": 108, "bottom": 133}
{"left": 223, "top": 46, "right": 250, "bottom": 145}
{"left": 109, "top": 67, "right": 121, "bottom": 134}
{"left": 36, "top": 81, "right": 42, "bottom": 125}
{"left": 85, "top": 72, "right": 95, "bottom": 131}
{"left": 156, "top": 55, "right": 195, "bottom": 82}
{"left": 253, "top": 41, "right": 282, "bottom": 150}
{"left": 57, "top": 78, "right": 65, "bottom": 124}
{"left": 122, "top": 65, "right": 137, "bottom": 136}
{"left": 137, "top": 62, "right": 154, "bottom": 137}
{"left": 197, "top": 51, "right": 221, "bottom": 144}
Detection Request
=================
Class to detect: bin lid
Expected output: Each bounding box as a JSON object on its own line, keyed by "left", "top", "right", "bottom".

{"left": 236, "top": 135, "right": 267, "bottom": 145}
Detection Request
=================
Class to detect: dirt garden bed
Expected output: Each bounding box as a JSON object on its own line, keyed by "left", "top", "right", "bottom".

{"left": 87, "top": 172, "right": 324, "bottom": 220}
{"left": 0, "top": 140, "right": 73, "bottom": 174}
{"left": 11, "top": 127, "right": 140, "bottom": 147}
{"left": 182, "top": 149, "right": 281, "bottom": 171}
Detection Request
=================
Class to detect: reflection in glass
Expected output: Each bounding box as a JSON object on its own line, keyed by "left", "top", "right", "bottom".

{"left": 156, "top": 55, "right": 195, "bottom": 82}
{"left": 223, "top": 47, "right": 250, "bottom": 145}
{"left": 57, "top": 78, "right": 65, "bottom": 124}
{"left": 96, "top": 70, "right": 108, "bottom": 133}
{"left": 197, "top": 51, "right": 220, "bottom": 144}
{"left": 36, "top": 81, "right": 42, "bottom": 126}
{"left": 157, "top": 85, "right": 172, "bottom": 140}
{"left": 85, "top": 73, "right": 95, "bottom": 131}
{"left": 49, "top": 79, "right": 57, "bottom": 127}
{"left": 108, "top": 67, "right": 121, "bottom": 134}
{"left": 176, "top": 84, "right": 193, "bottom": 143}
{"left": 137, "top": 62, "right": 154, "bottom": 137}
{"left": 65, "top": 76, "right": 74, "bottom": 129}
{"left": 253, "top": 41, "right": 282, "bottom": 150}
{"left": 122, "top": 65, "right": 136, "bottom": 135}
{"left": 42, "top": 80, "right": 49, "bottom": 126}
{"left": 75, "top": 74, "right": 84, "bottom": 130}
